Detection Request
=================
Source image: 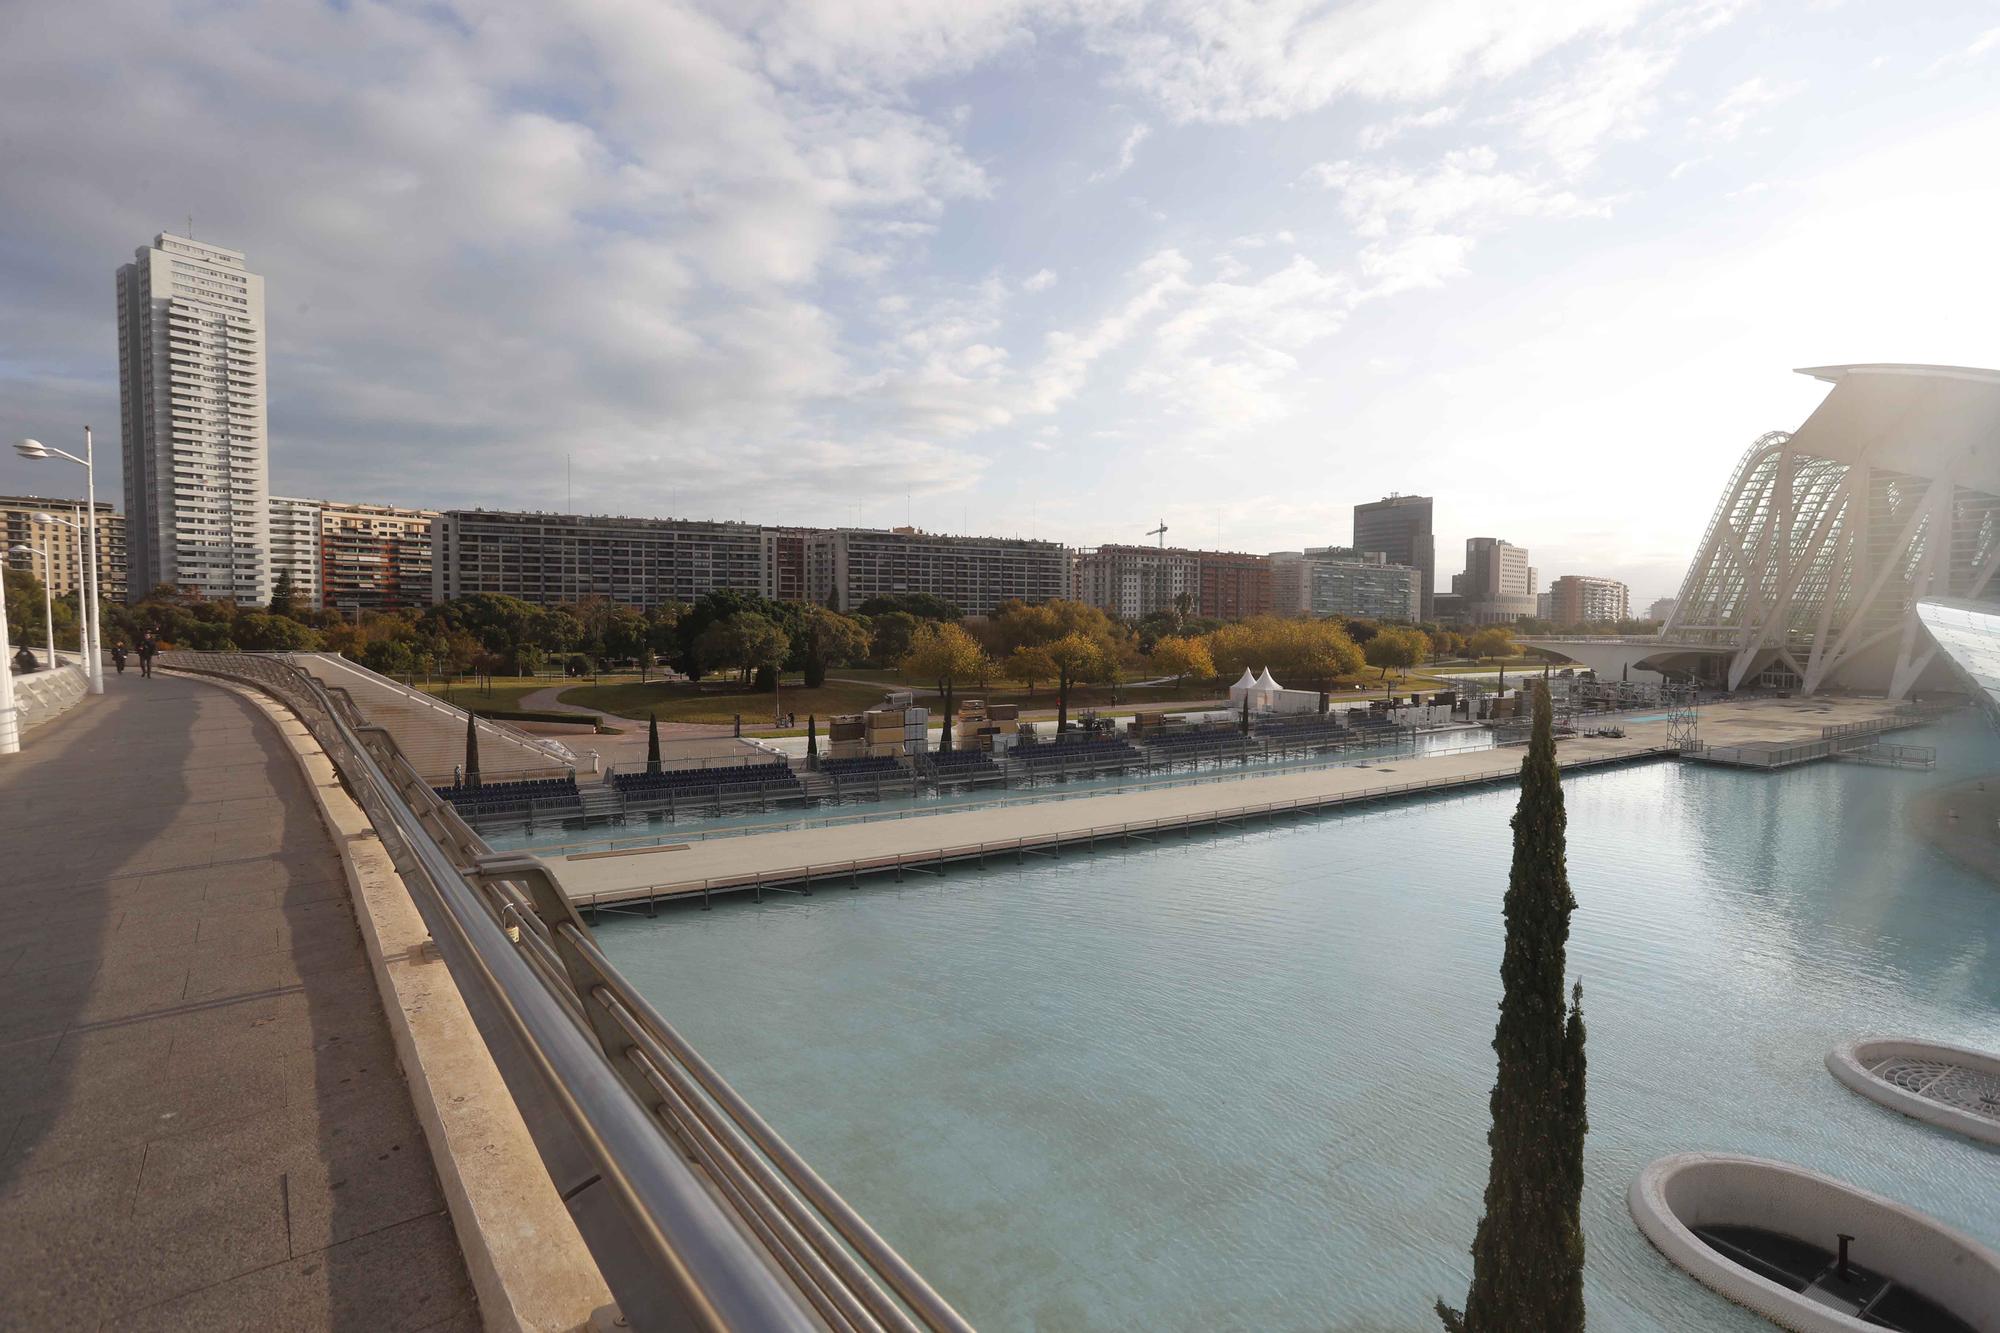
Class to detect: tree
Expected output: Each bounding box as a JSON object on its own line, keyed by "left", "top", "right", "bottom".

{"left": 869, "top": 610, "right": 921, "bottom": 667}
{"left": 900, "top": 621, "right": 985, "bottom": 752}
{"left": 697, "top": 611, "right": 790, "bottom": 687}
{"left": 463, "top": 710, "right": 482, "bottom": 790}
{"left": 1149, "top": 634, "right": 1214, "bottom": 685}
{"left": 1365, "top": 626, "right": 1429, "bottom": 681}
{"left": 856, "top": 592, "right": 962, "bottom": 621}
{"left": 1467, "top": 628, "right": 1516, "bottom": 661}
{"left": 646, "top": 713, "right": 661, "bottom": 775}
{"left": 1045, "top": 631, "right": 1110, "bottom": 733}
{"left": 268, "top": 569, "right": 297, "bottom": 618}
{"left": 1437, "top": 681, "right": 1587, "bottom": 1333}
{"left": 795, "top": 607, "right": 871, "bottom": 688}
{"left": 1002, "top": 644, "right": 1057, "bottom": 693}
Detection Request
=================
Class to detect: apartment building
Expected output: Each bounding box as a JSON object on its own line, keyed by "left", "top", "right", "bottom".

{"left": 1197, "top": 550, "right": 1273, "bottom": 621}
{"left": 1547, "top": 574, "right": 1631, "bottom": 625}
{"left": 1269, "top": 547, "right": 1422, "bottom": 621}
{"left": 1072, "top": 544, "right": 1201, "bottom": 619}
{"left": 267, "top": 495, "right": 323, "bottom": 606}
{"left": 0, "top": 496, "right": 126, "bottom": 603}
{"left": 806, "top": 528, "right": 1068, "bottom": 615}
{"left": 117, "top": 233, "right": 270, "bottom": 604}
{"left": 321, "top": 500, "right": 438, "bottom": 612}
{"left": 430, "top": 510, "right": 771, "bottom": 609}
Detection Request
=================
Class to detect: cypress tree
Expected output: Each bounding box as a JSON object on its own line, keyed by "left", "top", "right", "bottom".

{"left": 1437, "top": 680, "right": 1587, "bottom": 1333}
{"left": 646, "top": 712, "right": 661, "bottom": 775}
{"left": 806, "top": 714, "right": 819, "bottom": 766}
{"left": 464, "top": 710, "right": 482, "bottom": 791}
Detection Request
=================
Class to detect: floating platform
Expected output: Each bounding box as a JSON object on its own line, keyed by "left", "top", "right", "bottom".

{"left": 1827, "top": 1038, "right": 2000, "bottom": 1147}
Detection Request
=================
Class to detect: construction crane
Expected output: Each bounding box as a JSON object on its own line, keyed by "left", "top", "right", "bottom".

{"left": 1146, "top": 520, "right": 1168, "bottom": 548}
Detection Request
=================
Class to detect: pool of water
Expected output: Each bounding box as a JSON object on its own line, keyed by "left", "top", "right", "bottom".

{"left": 482, "top": 728, "right": 1499, "bottom": 854}
{"left": 598, "top": 722, "right": 2000, "bottom": 1331}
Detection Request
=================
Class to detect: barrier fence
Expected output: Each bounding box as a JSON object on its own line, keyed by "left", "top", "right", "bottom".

{"left": 160, "top": 651, "right": 970, "bottom": 1333}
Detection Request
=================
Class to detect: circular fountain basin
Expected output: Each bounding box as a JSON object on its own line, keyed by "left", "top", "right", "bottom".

{"left": 1629, "top": 1153, "right": 2000, "bottom": 1332}
{"left": 1827, "top": 1037, "right": 2000, "bottom": 1146}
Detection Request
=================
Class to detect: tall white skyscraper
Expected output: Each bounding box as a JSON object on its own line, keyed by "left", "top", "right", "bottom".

{"left": 117, "top": 232, "right": 271, "bottom": 604}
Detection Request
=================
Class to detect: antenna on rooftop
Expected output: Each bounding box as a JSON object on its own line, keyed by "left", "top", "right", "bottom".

{"left": 1147, "top": 520, "right": 1168, "bottom": 548}
{"left": 186, "top": 212, "right": 194, "bottom": 239}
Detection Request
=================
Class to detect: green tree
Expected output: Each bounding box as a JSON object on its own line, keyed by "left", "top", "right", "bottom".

{"left": 856, "top": 592, "right": 962, "bottom": 621}
{"left": 1437, "top": 681, "right": 1587, "bottom": 1333}
{"left": 869, "top": 610, "right": 921, "bottom": 666}
{"left": 795, "top": 607, "right": 871, "bottom": 688}
{"left": 1467, "top": 627, "right": 1516, "bottom": 661}
{"left": 268, "top": 569, "right": 297, "bottom": 617}
{"left": 900, "top": 621, "right": 985, "bottom": 752}
{"left": 697, "top": 611, "right": 790, "bottom": 687}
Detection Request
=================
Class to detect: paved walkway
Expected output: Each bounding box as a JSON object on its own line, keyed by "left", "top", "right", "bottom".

{"left": 0, "top": 674, "right": 478, "bottom": 1330}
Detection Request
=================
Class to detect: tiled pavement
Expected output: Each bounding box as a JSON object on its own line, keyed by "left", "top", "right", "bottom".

{"left": 0, "top": 674, "right": 478, "bottom": 1330}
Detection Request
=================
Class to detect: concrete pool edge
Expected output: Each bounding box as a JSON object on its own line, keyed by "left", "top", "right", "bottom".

{"left": 1826, "top": 1037, "right": 2000, "bottom": 1147}
{"left": 1627, "top": 1152, "right": 2000, "bottom": 1332}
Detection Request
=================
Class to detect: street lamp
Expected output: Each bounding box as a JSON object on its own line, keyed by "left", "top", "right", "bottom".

{"left": 15, "top": 431, "right": 104, "bottom": 695}
{"left": 7, "top": 542, "right": 57, "bottom": 669}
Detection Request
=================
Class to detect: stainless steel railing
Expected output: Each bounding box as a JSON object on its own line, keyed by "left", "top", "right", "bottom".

{"left": 161, "top": 651, "right": 971, "bottom": 1333}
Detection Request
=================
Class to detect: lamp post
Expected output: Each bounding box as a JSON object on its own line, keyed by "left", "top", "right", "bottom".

{"left": 0, "top": 558, "right": 15, "bottom": 753}
{"left": 34, "top": 511, "right": 94, "bottom": 670}
{"left": 15, "top": 431, "right": 103, "bottom": 695}
{"left": 7, "top": 542, "right": 57, "bottom": 668}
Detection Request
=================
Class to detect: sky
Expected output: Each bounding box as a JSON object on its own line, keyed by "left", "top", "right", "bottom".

{"left": 4, "top": 1, "right": 2000, "bottom": 605}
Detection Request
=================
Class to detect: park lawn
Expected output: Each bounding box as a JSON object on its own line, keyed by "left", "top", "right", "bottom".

{"left": 557, "top": 678, "right": 891, "bottom": 723}
{"left": 415, "top": 677, "right": 561, "bottom": 711}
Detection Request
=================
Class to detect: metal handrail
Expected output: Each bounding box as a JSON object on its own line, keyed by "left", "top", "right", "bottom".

{"left": 288, "top": 650, "right": 580, "bottom": 767}
{"left": 161, "top": 651, "right": 969, "bottom": 1333}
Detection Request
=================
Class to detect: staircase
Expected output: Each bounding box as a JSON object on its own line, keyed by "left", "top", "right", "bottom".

{"left": 287, "top": 653, "right": 574, "bottom": 785}
{"left": 796, "top": 771, "right": 838, "bottom": 804}
{"left": 577, "top": 781, "right": 625, "bottom": 818}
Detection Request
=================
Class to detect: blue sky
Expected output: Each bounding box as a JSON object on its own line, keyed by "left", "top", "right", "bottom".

{"left": 4, "top": 1, "right": 1999, "bottom": 603}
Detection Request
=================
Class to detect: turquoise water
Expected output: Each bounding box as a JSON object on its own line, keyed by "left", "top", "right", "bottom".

{"left": 599, "top": 722, "right": 2000, "bottom": 1331}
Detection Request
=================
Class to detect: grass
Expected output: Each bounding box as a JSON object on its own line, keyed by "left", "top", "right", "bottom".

{"left": 415, "top": 675, "right": 564, "bottom": 711}
{"left": 557, "top": 678, "right": 890, "bottom": 723}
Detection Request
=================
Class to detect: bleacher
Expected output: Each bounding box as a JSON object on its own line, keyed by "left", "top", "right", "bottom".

{"left": 433, "top": 775, "right": 582, "bottom": 820}
{"left": 1013, "top": 734, "right": 1143, "bottom": 772}
{"left": 612, "top": 761, "right": 802, "bottom": 805}
{"left": 921, "top": 749, "right": 1002, "bottom": 783}
{"left": 820, "top": 755, "right": 907, "bottom": 780}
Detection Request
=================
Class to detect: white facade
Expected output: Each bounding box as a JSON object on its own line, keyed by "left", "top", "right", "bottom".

{"left": 806, "top": 528, "right": 1068, "bottom": 615}
{"left": 1072, "top": 544, "right": 1200, "bottom": 619}
{"left": 117, "top": 233, "right": 271, "bottom": 604}
{"left": 267, "top": 495, "right": 324, "bottom": 607}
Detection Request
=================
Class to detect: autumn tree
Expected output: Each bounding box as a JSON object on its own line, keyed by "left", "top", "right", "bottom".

{"left": 1149, "top": 634, "right": 1214, "bottom": 685}
{"left": 794, "top": 607, "right": 871, "bottom": 688}
{"left": 1002, "top": 644, "right": 1057, "bottom": 693}
{"left": 1046, "top": 631, "right": 1112, "bottom": 732}
{"left": 901, "top": 621, "right": 986, "bottom": 752}
{"left": 1365, "top": 626, "right": 1430, "bottom": 681}
{"left": 1467, "top": 627, "right": 1516, "bottom": 661}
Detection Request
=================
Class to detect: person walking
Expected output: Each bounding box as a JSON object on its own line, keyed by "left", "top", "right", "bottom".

{"left": 137, "top": 631, "right": 158, "bottom": 679}
{"left": 112, "top": 641, "right": 128, "bottom": 675}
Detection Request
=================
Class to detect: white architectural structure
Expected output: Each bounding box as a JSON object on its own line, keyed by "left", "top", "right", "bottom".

{"left": 1532, "top": 365, "right": 2000, "bottom": 697}
{"left": 1916, "top": 598, "right": 2000, "bottom": 719}
{"left": 117, "top": 233, "right": 270, "bottom": 604}
{"left": 267, "top": 495, "right": 323, "bottom": 607}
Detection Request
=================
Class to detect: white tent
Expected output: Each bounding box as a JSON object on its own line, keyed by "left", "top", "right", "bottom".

{"left": 1253, "top": 667, "right": 1282, "bottom": 696}
{"left": 1227, "top": 667, "right": 1259, "bottom": 703}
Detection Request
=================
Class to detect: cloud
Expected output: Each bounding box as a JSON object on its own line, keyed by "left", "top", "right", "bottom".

{"left": 1692, "top": 75, "right": 1801, "bottom": 142}
{"left": 1091, "top": 122, "right": 1154, "bottom": 180}
{"left": 1308, "top": 147, "right": 1611, "bottom": 238}
{"left": 1356, "top": 105, "right": 1458, "bottom": 151}
{"left": 1086, "top": 0, "right": 1667, "bottom": 124}
{"left": 1925, "top": 25, "right": 2000, "bottom": 74}
{"left": 1023, "top": 268, "right": 1060, "bottom": 291}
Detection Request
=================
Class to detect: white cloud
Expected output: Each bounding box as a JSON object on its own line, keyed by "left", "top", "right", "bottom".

{"left": 1925, "top": 25, "right": 2000, "bottom": 74}
{"left": 1693, "top": 75, "right": 1801, "bottom": 142}
{"left": 1023, "top": 268, "right": 1060, "bottom": 291}
{"left": 1356, "top": 105, "right": 1458, "bottom": 151}
{"left": 1087, "top": 0, "right": 1666, "bottom": 124}
{"left": 1092, "top": 122, "right": 1154, "bottom": 180}
{"left": 1309, "top": 147, "right": 1611, "bottom": 238}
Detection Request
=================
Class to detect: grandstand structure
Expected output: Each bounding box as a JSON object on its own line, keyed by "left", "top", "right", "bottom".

{"left": 1530, "top": 365, "right": 2000, "bottom": 697}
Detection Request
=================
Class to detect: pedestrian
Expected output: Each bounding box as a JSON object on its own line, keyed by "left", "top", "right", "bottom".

{"left": 112, "top": 641, "right": 128, "bottom": 675}
{"left": 13, "top": 645, "right": 37, "bottom": 674}
{"left": 137, "top": 631, "right": 158, "bottom": 679}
